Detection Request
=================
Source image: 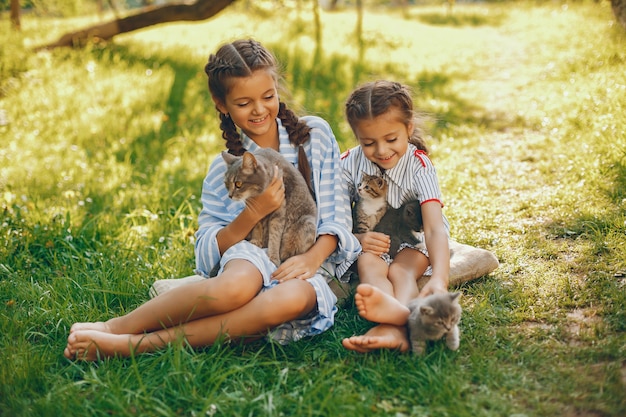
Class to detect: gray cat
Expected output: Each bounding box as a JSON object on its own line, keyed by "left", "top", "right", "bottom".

{"left": 353, "top": 172, "right": 389, "bottom": 234}
{"left": 373, "top": 199, "right": 424, "bottom": 257}
{"left": 221, "top": 148, "right": 317, "bottom": 267}
{"left": 407, "top": 292, "right": 462, "bottom": 355}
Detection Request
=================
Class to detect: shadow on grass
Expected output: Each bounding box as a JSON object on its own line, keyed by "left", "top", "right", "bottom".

{"left": 86, "top": 33, "right": 524, "bottom": 163}
{"left": 413, "top": 8, "right": 507, "bottom": 27}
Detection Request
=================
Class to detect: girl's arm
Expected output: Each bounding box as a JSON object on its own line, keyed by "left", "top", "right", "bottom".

{"left": 195, "top": 158, "right": 283, "bottom": 276}
{"left": 272, "top": 234, "right": 339, "bottom": 282}
{"left": 215, "top": 167, "right": 284, "bottom": 254}
{"left": 272, "top": 117, "right": 361, "bottom": 281}
{"left": 419, "top": 200, "right": 450, "bottom": 296}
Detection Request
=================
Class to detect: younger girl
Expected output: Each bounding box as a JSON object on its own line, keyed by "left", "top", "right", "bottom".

{"left": 64, "top": 39, "right": 360, "bottom": 360}
{"left": 340, "top": 80, "right": 450, "bottom": 352}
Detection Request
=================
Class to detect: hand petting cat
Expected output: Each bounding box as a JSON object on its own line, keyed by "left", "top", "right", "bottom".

{"left": 355, "top": 231, "right": 391, "bottom": 257}
{"left": 244, "top": 166, "right": 284, "bottom": 221}
{"left": 272, "top": 235, "right": 339, "bottom": 283}
{"left": 418, "top": 277, "right": 448, "bottom": 298}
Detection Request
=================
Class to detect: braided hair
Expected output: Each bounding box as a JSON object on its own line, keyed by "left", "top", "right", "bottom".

{"left": 345, "top": 80, "right": 429, "bottom": 153}
{"left": 204, "top": 39, "right": 312, "bottom": 189}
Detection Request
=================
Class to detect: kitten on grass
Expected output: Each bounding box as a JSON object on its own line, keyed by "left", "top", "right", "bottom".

{"left": 407, "top": 292, "right": 462, "bottom": 355}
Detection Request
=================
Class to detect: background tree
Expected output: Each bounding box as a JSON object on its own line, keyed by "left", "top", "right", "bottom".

{"left": 612, "top": 0, "right": 626, "bottom": 29}
{"left": 10, "top": 0, "right": 20, "bottom": 30}
{"left": 35, "top": 0, "right": 237, "bottom": 50}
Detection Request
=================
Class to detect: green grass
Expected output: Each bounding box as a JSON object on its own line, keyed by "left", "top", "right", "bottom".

{"left": 1, "top": 1, "right": 625, "bottom": 416}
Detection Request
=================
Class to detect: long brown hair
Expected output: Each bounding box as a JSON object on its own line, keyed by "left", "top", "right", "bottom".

{"left": 204, "top": 39, "right": 312, "bottom": 189}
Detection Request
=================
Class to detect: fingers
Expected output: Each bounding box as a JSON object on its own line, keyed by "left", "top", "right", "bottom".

{"left": 360, "top": 232, "right": 390, "bottom": 255}
{"left": 272, "top": 259, "right": 315, "bottom": 283}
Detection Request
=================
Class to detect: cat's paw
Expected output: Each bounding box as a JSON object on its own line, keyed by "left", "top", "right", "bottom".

{"left": 446, "top": 330, "right": 460, "bottom": 351}
{"left": 410, "top": 340, "right": 426, "bottom": 355}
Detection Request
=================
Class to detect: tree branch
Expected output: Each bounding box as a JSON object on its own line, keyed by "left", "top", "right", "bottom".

{"left": 35, "top": 0, "right": 237, "bottom": 51}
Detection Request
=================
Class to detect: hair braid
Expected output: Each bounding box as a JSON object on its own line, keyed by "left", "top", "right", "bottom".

{"left": 219, "top": 113, "right": 245, "bottom": 156}
{"left": 278, "top": 102, "right": 313, "bottom": 194}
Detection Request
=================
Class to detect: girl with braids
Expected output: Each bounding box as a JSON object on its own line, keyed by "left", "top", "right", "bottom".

{"left": 64, "top": 39, "right": 360, "bottom": 361}
{"left": 340, "top": 80, "right": 451, "bottom": 353}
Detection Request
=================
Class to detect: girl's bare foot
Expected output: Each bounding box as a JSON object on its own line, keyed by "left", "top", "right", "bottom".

{"left": 69, "top": 321, "right": 111, "bottom": 334}
{"left": 64, "top": 330, "right": 133, "bottom": 361}
{"left": 354, "top": 284, "right": 410, "bottom": 326}
{"left": 342, "top": 324, "right": 409, "bottom": 353}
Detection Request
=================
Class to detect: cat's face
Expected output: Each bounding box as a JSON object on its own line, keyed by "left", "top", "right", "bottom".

{"left": 222, "top": 151, "right": 270, "bottom": 201}
{"left": 402, "top": 201, "right": 423, "bottom": 230}
{"left": 357, "top": 173, "right": 387, "bottom": 199}
{"left": 414, "top": 292, "right": 462, "bottom": 330}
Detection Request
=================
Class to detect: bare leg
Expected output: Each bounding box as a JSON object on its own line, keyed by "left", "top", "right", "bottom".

{"left": 65, "top": 278, "right": 317, "bottom": 361}
{"left": 356, "top": 252, "right": 392, "bottom": 294}
{"left": 70, "top": 260, "right": 263, "bottom": 335}
{"left": 388, "top": 248, "right": 429, "bottom": 305}
{"left": 354, "top": 284, "right": 409, "bottom": 326}
{"left": 342, "top": 324, "right": 409, "bottom": 353}
{"left": 342, "top": 250, "right": 428, "bottom": 353}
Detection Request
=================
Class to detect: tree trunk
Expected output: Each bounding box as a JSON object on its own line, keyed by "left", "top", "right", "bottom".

{"left": 35, "top": 0, "right": 237, "bottom": 51}
{"left": 612, "top": 0, "right": 626, "bottom": 30}
{"left": 10, "top": 0, "right": 21, "bottom": 30}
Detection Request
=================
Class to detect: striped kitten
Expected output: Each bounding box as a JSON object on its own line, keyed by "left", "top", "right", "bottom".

{"left": 353, "top": 173, "right": 388, "bottom": 233}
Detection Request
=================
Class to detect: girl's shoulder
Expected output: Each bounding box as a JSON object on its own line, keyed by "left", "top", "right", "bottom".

{"left": 300, "top": 115, "right": 331, "bottom": 131}
{"left": 407, "top": 144, "right": 434, "bottom": 169}
{"left": 207, "top": 151, "right": 228, "bottom": 174}
{"left": 300, "top": 115, "right": 337, "bottom": 149}
{"left": 340, "top": 145, "right": 363, "bottom": 163}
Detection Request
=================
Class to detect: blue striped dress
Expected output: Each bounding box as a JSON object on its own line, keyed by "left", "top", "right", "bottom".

{"left": 194, "top": 116, "right": 361, "bottom": 344}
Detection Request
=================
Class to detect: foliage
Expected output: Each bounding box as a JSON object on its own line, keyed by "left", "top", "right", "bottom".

{"left": 1, "top": 2, "right": 625, "bottom": 416}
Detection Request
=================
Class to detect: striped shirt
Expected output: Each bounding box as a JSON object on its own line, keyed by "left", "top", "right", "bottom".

{"left": 194, "top": 116, "right": 361, "bottom": 278}
{"left": 341, "top": 143, "right": 450, "bottom": 233}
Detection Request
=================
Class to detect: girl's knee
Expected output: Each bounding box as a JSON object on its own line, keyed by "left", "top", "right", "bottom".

{"left": 357, "top": 252, "right": 381, "bottom": 267}
{"left": 199, "top": 268, "right": 262, "bottom": 307}
{"left": 264, "top": 281, "right": 316, "bottom": 320}
{"left": 388, "top": 262, "right": 415, "bottom": 285}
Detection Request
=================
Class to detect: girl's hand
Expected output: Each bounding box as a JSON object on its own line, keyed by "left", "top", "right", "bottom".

{"left": 418, "top": 276, "right": 448, "bottom": 298}
{"left": 357, "top": 231, "right": 391, "bottom": 256}
{"left": 245, "top": 166, "right": 284, "bottom": 220}
{"left": 272, "top": 254, "right": 319, "bottom": 283}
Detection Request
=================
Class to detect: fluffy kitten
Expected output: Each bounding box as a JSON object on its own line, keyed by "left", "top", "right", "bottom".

{"left": 221, "top": 148, "right": 317, "bottom": 267}
{"left": 353, "top": 173, "right": 389, "bottom": 233}
{"left": 373, "top": 200, "right": 424, "bottom": 257}
{"left": 407, "top": 292, "right": 462, "bottom": 355}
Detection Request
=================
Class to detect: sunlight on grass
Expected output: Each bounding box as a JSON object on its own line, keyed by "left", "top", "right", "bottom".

{"left": 1, "top": 1, "right": 625, "bottom": 416}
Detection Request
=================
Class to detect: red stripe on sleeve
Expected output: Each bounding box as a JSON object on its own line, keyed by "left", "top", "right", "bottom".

{"left": 421, "top": 198, "right": 444, "bottom": 208}
{"left": 413, "top": 149, "right": 427, "bottom": 167}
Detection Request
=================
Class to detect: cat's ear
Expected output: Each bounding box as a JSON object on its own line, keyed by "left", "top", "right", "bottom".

{"left": 449, "top": 292, "right": 461, "bottom": 302}
{"left": 242, "top": 152, "right": 258, "bottom": 170}
{"left": 376, "top": 177, "right": 385, "bottom": 187}
{"left": 420, "top": 305, "right": 434, "bottom": 316}
{"left": 222, "top": 151, "right": 238, "bottom": 165}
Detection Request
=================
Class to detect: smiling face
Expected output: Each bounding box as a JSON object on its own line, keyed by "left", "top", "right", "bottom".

{"left": 353, "top": 107, "right": 414, "bottom": 170}
{"left": 214, "top": 69, "right": 280, "bottom": 147}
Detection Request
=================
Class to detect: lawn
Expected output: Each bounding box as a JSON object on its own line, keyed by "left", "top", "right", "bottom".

{"left": 1, "top": 1, "right": 625, "bottom": 416}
